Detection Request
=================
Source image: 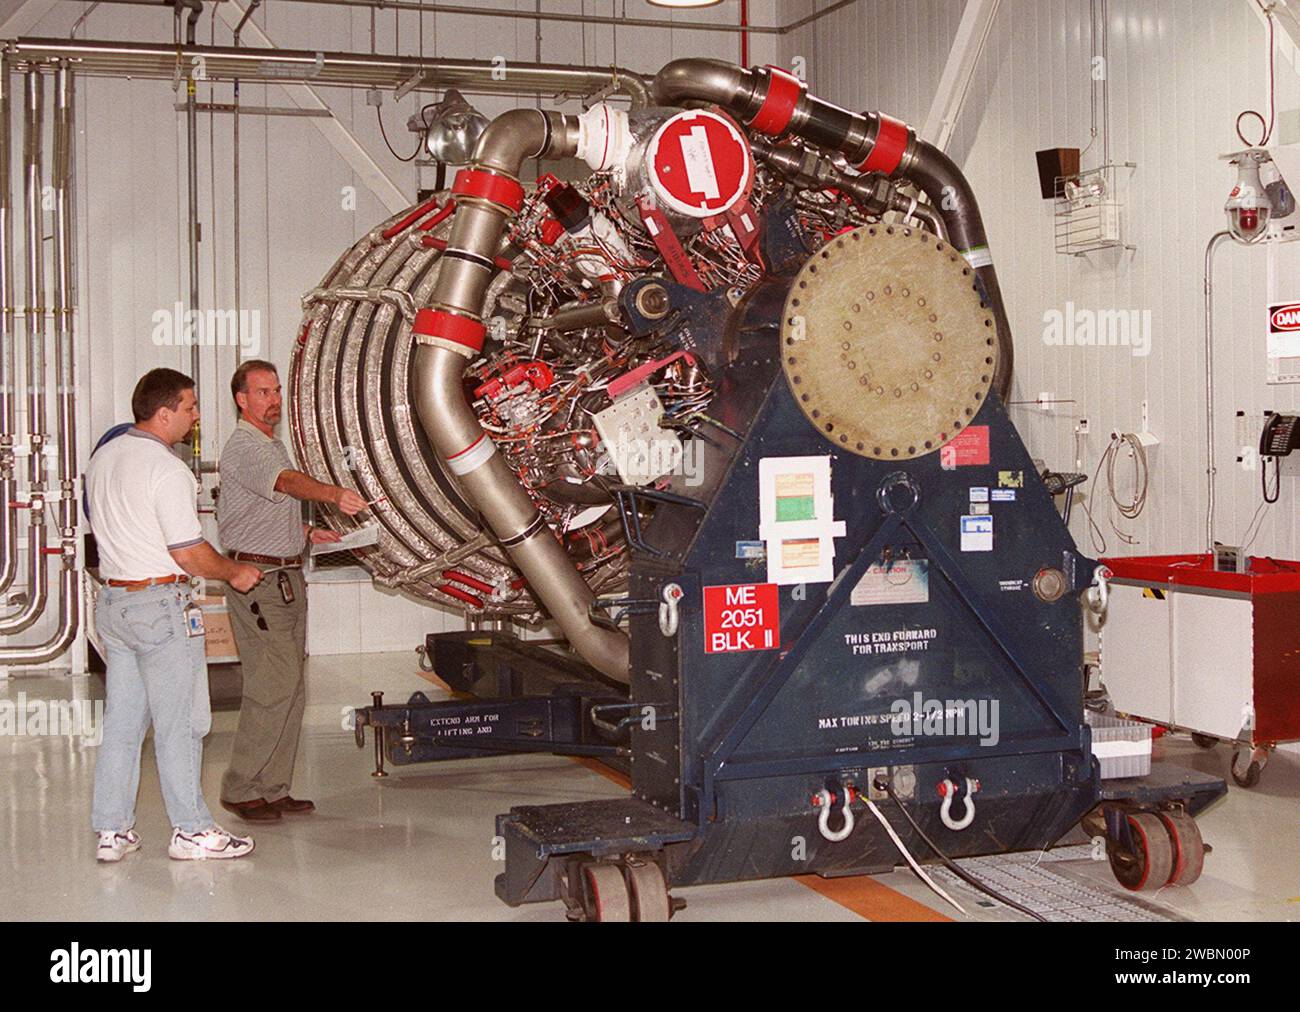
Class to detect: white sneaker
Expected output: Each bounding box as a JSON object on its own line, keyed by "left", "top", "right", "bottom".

{"left": 96, "top": 829, "right": 142, "bottom": 863}
{"left": 168, "top": 825, "right": 255, "bottom": 861}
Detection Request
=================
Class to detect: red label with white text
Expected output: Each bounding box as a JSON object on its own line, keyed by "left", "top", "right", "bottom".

{"left": 703, "top": 583, "right": 780, "bottom": 654}
{"left": 940, "top": 425, "right": 990, "bottom": 469}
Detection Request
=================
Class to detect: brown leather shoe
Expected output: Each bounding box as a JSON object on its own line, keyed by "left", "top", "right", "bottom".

{"left": 269, "top": 795, "right": 315, "bottom": 815}
{"left": 220, "top": 797, "right": 282, "bottom": 822}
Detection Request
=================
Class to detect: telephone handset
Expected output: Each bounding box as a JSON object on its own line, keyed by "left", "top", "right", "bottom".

{"left": 1260, "top": 412, "right": 1300, "bottom": 457}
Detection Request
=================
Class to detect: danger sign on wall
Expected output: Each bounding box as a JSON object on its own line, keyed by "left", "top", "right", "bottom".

{"left": 703, "top": 582, "right": 780, "bottom": 654}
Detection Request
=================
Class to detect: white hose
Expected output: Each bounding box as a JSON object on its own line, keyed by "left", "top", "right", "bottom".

{"left": 864, "top": 797, "right": 967, "bottom": 917}
{"left": 816, "top": 787, "right": 855, "bottom": 842}
{"left": 939, "top": 778, "right": 977, "bottom": 831}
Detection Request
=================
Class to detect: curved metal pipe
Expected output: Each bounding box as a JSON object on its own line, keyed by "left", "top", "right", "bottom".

{"left": 653, "top": 58, "right": 1014, "bottom": 401}
{"left": 0, "top": 53, "right": 17, "bottom": 594}
{"left": 0, "top": 565, "right": 77, "bottom": 665}
{"left": 0, "top": 69, "right": 48, "bottom": 636}
{"left": 1, "top": 62, "right": 79, "bottom": 661}
{"left": 411, "top": 108, "right": 629, "bottom": 683}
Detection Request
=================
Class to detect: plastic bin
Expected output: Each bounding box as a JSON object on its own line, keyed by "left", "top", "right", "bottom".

{"left": 1086, "top": 711, "right": 1152, "bottom": 779}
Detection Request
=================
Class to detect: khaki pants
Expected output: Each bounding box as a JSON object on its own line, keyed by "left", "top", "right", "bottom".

{"left": 222, "top": 567, "right": 308, "bottom": 804}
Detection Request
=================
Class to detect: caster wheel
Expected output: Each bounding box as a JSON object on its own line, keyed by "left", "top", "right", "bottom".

{"left": 581, "top": 862, "right": 630, "bottom": 922}
{"left": 1108, "top": 812, "right": 1174, "bottom": 892}
{"left": 624, "top": 858, "right": 671, "bottom": 922}
{"left": 1191, "top": 732, "right": 1218, "bottom": 749}
{"left": 1158, "top": 811, "right": 1205, "bottom": 886}
{"left": 1231, "top": 749, "right": 1262, "bottom": 788}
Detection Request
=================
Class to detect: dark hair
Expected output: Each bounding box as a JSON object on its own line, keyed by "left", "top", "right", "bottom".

{"left": 231, "top": 359, "right": 278, "bottom": 408}
{"left": 131, "top": 368, "right": 195, "bottom": 423}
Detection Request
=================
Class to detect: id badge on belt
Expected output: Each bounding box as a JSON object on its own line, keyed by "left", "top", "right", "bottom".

{"left": 183, "top": 602, "right": 206, "bottom": 637}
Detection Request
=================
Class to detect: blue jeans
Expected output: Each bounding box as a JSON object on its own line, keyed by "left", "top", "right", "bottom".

{"left": 91, "top": 583, "right": 215, "bottom": 834}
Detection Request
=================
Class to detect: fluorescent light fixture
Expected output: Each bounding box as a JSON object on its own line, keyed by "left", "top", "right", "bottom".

{"left": 647, "top": 0, "right": 724, "bottom": 8}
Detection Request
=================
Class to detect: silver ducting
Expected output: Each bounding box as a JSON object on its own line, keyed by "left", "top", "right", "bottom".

{"left": 0, "top": 62, "right": 80, "bottom": 665}
{"left": 0, "top": 54, "right": 17, "bottom": 595}
{"left": 0, "top": 69, "right": 48, "bottom": 638}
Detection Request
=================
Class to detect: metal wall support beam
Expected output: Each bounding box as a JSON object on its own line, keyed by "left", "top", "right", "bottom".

{"left": 919, "top": 0, "right": 1001, "bottom": 153}
{"left": 215, "top": 2, "right": 410, "bottom": 214}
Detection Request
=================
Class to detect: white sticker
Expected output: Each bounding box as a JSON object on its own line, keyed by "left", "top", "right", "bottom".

{"left": 680, "top": 126, "right": 722, "bottom": 200}
{"left": 991, "top": 489, "right": 1016, "bottom": 502}
{"left": 969, "top": 503, "right": 990, "bottom": 515}
{"left": 962, "top": 245, "right": 993, "bottom": 269}
{"left": 969, "top": 486, "right": 990, "bottom": 503}
{"left": 960, "top": 514, "right": 993, "bottom": 552}
{"left": 851, "top": 559, "right": 930, "bottom": 607}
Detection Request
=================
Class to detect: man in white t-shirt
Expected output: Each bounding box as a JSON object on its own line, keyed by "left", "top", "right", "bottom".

{"left": 86, "top": 368, "right": 265, "bottom": 863}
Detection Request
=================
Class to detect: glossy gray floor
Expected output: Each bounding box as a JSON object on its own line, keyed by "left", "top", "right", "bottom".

{"left": 1, "top": 653, "right": 1296, "bottom": 922}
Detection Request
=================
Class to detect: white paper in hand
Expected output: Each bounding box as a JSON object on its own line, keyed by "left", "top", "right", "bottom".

{"left": 311, "top": 522, "right": 380, "bottom": 555}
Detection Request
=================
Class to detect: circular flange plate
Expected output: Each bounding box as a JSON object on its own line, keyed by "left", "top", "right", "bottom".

{"left": 781, "top": 224, "right": 997, "bottom": 460}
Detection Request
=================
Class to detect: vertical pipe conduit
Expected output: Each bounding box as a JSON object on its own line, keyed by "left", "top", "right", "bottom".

{"left": 0, "top": 61, "right": 79, "bottom": 665}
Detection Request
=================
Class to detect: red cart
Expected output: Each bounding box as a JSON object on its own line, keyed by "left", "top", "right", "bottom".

{"left": 1099, "top": 553, "right": 1300, "bottom": 787}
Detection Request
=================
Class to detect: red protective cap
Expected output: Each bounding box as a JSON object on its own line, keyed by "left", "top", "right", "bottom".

{"left": 857, "top": 113, "right": 910, "bottom": 175}
{"left": 539, "top": 217, "right": 565, "bottom": 246}
{"left": 413, "top": 308, "right": 485, "bottom": 353}
{"left": 749, "top": 66, "right": 804, "bottom": 136}
{"left": 452, "top": 168, "right": 525, "bottom": 212}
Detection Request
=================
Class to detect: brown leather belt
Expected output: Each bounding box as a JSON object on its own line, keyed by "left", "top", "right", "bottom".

{"left": 107, "top": 574, "right": 189, "bottom": 592}
{"left": 229, "top": 551, "right": 303, "bottom": 568}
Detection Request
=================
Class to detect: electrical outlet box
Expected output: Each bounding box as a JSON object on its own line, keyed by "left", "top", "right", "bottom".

{"left": 365, "top": 88, "right": 383, "bottom": 108}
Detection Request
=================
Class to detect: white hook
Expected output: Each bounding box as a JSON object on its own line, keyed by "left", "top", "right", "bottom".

{"left": 816, "top": 787, "right": 856, "bottom": 842}
{"left": 939, "top": 777, "right": 978, "bottom": 831}
{"left": 1085, "top": 565, "right": 1112, "bottom": 614}
{"left": 658, "top": 582, "right": 683, "bottom": 637}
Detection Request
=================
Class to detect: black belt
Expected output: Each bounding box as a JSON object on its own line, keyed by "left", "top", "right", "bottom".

{"left": 228, "top": 551, "right": 303, "bottom": 568}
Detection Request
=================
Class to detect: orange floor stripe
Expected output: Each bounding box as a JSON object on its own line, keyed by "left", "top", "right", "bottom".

{"left": 568, "top": 756, "right": 951, "bottom": 922}
{"left": 794, "top": 873, "right": 953, "bottom": 922}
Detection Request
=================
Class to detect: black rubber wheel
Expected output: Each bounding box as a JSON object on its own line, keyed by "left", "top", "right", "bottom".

{"left": 1191, "top": 732, "right": 1218, "bottom": 750}
{"left": 1159, "top": 812, "right": 1205, "bottom": 887}
{"left": 1231, "top": 749, "right": 1261, "bottom": 788}
{"left": 1108, "top": 812, "right": 1175, "bottom": 892}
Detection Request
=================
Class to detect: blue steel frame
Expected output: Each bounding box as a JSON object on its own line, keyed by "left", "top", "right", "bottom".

{"left": 697, "top": 493, "right": 1085, "bottom": 820}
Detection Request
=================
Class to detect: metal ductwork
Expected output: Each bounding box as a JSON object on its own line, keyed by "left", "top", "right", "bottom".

{"left": 0, "top": 61, "right": 80, "bottom": 665}
{"left": 652, "top": 58, "right": 1014, "bottom": 402}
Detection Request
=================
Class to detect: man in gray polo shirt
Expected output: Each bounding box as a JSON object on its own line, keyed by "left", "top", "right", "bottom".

{"left": 217, "top": 359, "right": 367, "bottom": 822}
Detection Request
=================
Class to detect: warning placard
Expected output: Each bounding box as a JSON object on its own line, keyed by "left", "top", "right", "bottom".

{"left": 703, "top": 582, "right": 780, "bottom": 654}
{"left": 940, "top": 426, "right": 990, "bottom": 469}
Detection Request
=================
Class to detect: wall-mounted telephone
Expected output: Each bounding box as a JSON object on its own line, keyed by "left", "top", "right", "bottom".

{"left": 1260, "top": 412, "right": 1300, "bottom": 457}
{"left": 1259, "top": 412, "right": 1299, "bottom": 504}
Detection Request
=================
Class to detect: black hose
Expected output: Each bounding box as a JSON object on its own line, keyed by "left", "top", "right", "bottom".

{"left": 879, "top": 779, "right": 1048, "bottom": 922}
